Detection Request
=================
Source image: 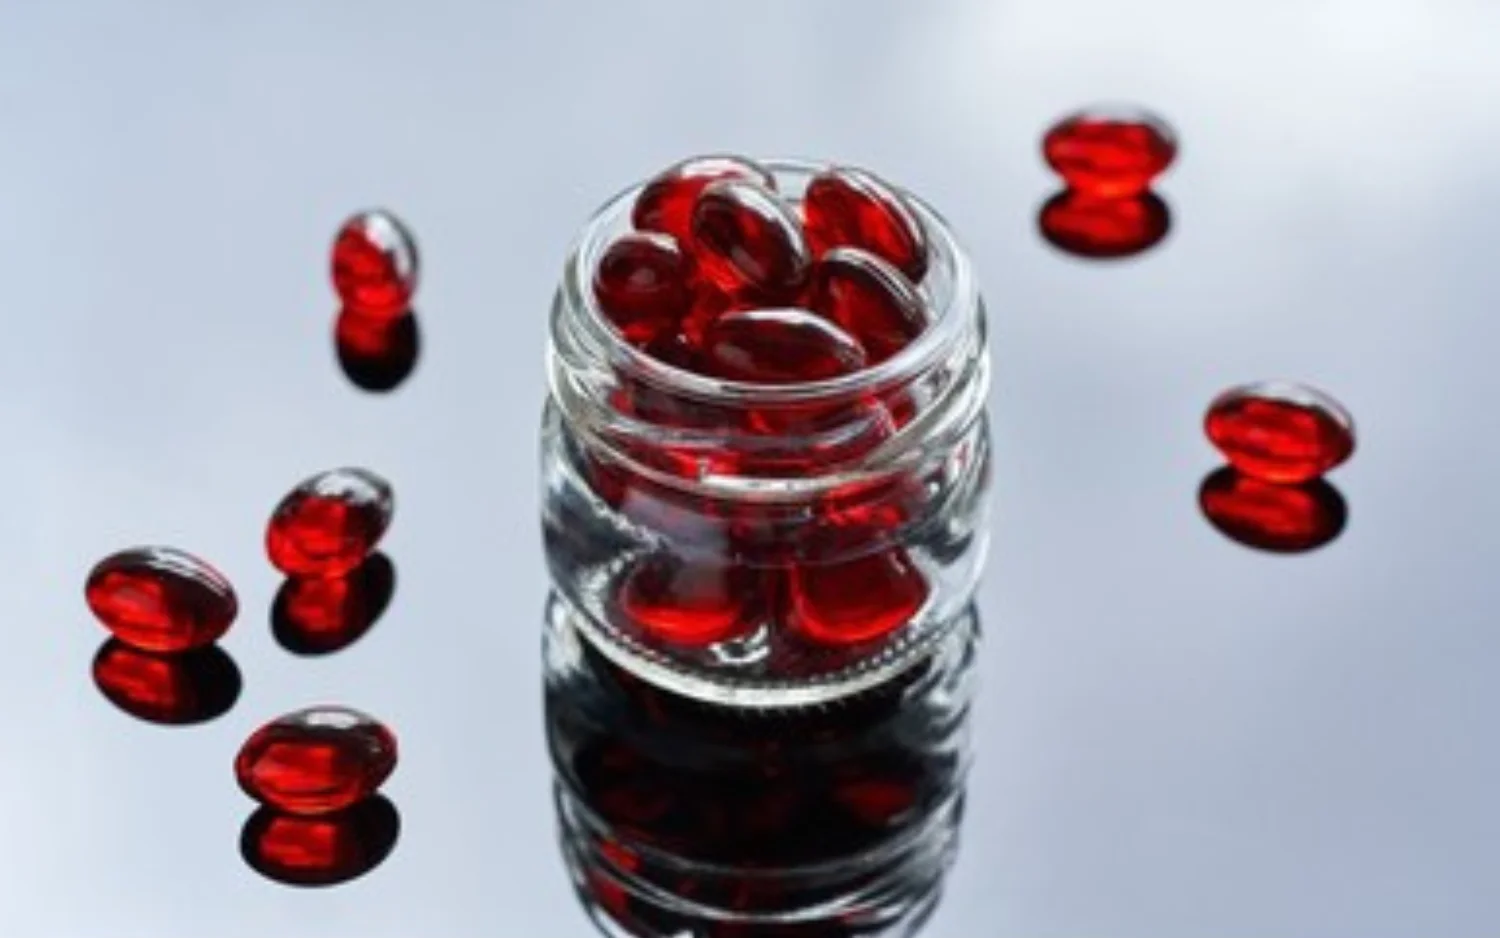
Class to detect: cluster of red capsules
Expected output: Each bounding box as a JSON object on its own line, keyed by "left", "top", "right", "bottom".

{"left": 1038, "top": 106, "right": 1177, "bottom": 259}
{"left": 588, "top": 156, "right": 940, "bottom": 651}
{"left": 85, "top": 461, "right": 403, "bottom": 882}
{"left": 1200, "top": 381, "right": 1354, "bottom": 553}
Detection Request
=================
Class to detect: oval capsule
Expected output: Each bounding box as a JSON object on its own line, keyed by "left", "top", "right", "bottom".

{"left": 1205, "top": 382, "right": 1355, "bottom": 483}
{"left": 266, "top": 467, "right": 394, "bottom": 577}
{"left": 235, "top": 705, "right": 399, "bottom": 815}
{"left": 85, "top": 546, "right": 238, "bottom": 652}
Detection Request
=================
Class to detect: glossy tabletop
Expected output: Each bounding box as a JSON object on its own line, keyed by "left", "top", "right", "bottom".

{"left": 3, "top": 2, "right": 1498, "bottom": 936}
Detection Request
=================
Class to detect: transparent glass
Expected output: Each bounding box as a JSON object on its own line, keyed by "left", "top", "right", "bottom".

{"left": 545, "top": 592, "right": 977, "bottom": 937}
{"left": 542, "top": 157, "right": 990, "bottom": 707}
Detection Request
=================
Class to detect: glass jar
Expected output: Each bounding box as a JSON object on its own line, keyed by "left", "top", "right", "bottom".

{"left": 542, "top": 158, "right": 990, "bottom": 708}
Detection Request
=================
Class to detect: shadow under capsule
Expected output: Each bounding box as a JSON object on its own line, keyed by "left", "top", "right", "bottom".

{"left": 240, "top": 793, "right": 401, "bottom": 888}
{"left": 334, "top": 307, "right": 420, "bottom": 393}
{"left": 271, "top": 552, "right": 396, "bottom": 656}
{"left": 1037, "top": 188, "right": 1172, "bottom": 260}
{"left": 544, "top": 591, "right": 976, "bottom": 938}
{"left": 91, "top": 638, "right": 242, "bottom": 726}
{"left": 1198, "top": 465, "right": 1348, "bottom": 554}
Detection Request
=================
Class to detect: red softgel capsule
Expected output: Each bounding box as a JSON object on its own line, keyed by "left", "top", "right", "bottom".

{"left": 704, "top": 309, "right": 867, "bottom": 384}
{"left": 632, "top": 154, "right": 776, "bottom": 246}
{"left": 330, "top": 210, "right": 419, "bottom": 319}
{"left": 802, "top": 167, "right": 929, "bottom": 282}
{"left": 267, "top": 467, "right": 394, "bottom": 577}
{"left": 240, "top": 794, "right": 400, "bottom": 888}
{"left": 1198, "top": 467, "right": 1347, "bottom": 553}
{"left": 807, "top": 247, "right": 927, "bottom": 363}
{"left": 1204, "top": 382, "right": 1355, "bottom": 483}
{"left": 786, "top": 548, "right": 929, "bottom": 646}
{"left": 1038, "top": 190, "right": 1171, "bottom": 259}
{"left": 593, "top": 232, "right": 695, "bottom": 346}
{"left": 236, "top": 705, "right": 399, "bottom": 815}
{"left": 1043, "top": 107, "right": 1177, "bottom": 198}
{"left": 690, "top": 179, "right": 811, "bottom": 302}
{"left": 92, "top": 639, "right": 242, "bottom": 725}
{"left": 617, "top": 555, "right": 763, "bottom": 647}
{"left": 85, "top": 546, "right": 238, "bottom": 652}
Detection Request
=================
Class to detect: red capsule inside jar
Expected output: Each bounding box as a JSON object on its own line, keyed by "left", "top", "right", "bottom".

{"left": 807, "top": 247, "right": 928, "bottom": 363}
{"left": 633, "top": 155, "right": 776, "bottom": 246}
{"left": 802, "top": 167, "right": 930, "bottom": 282}
{"left": 689, "top": 179, "right": 811, "bottom": 302}
{"left": 593, "top": 232, "right": 695, "bottom": 347}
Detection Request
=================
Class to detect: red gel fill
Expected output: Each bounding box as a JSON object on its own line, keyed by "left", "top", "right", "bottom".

{"left": 807, "top": 247, "right": 927, "bottom": 363}
{"left": 704, "top": 309, "right": 866, "bottom": 384}
{"left": 1205, "top": 382, "right": 1355, "bottom": 483}
{"left": 690, "top": 179, "right": 811, "bottom": 301}
{"left": 618, "top": 556, "right": 762, "bottom": 647}
{"left": 593, "top": 232, "right": 694, "bottom": 346}
{"left": 633, "top": 155, "right": 775, "bottom": 245}
{"left": 236, "top": 705, "right": 398, "bottom": 815}
{"left": 1043, "top": 108, "right": 1177, "bottom": 198}
{"left": 787, "top": 549, "right": 928, "bottom": 646}
{"left": 92, "top": 639, "right": 241, "bottom": 725}
{"left": 267, "top": 467, "right": 394, "bottom": 577}
{"left": 271, "top": 553, "right": 395, "bottom": 656}
{"left": 335, "top": 307, "right": 420, "bottom": 392}
{"left": 85, "top": 546, "right": 238, "bottom": 652}
{"left": 240, "top": 795, "right": 400, "bottom": 888}
{"left": 1038, "top": 190, "right": 1171, "bottom": 259}
{"left": 802, "top": 167, "right": 929, "bottom": 281}
{"left": 1199, "top": 467, "right": 1347, "bottom": 553}
{"left": 330, "top": 209, "right": 418, "bottom": 319}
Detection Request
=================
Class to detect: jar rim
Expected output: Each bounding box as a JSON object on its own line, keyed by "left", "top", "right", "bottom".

{"left": 563, "top": 157, "right": 981, "bottom": 405}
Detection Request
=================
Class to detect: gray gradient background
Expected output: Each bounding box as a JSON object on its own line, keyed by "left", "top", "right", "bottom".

{"left": 2, "top": 2, "right": 1498, "bottom": 936}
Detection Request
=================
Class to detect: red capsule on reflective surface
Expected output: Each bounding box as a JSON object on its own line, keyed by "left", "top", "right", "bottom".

{"left": 704, "top": 309, "right": 867, "bottom": 384}
{"left": 271, "top": 553, "right": 396, "bottom": 656}
{"left": 1199, "top": 467, "right": 1347, "bottom": 553}
{"left": 236, "top": 705, "right": 398, "bottom": 815}
{"left": 690, "top": 179, "right": 811, "bottom": 301}
{"left": 786, "top": 548, "right": 929, "bottom": 646}
{"left": 92, "top": 639, "right": 241, "bottom": 725}
{"left": 1038, "top": 190, "right": 1171, "bottom": 259}
{"left": 335, "top": 307, "right": 420, "bottom": 393}
{"left": 330, "top": 209, "right": 419, "bottom": 319}
{"left": 1205, "top": 382, "right": 1355, "bottom": 483}
{"left": 85, "top": 546, "right": 238, "bottom": 652}
{"left": 1043, "top": 106, "right": 1177, "bottom": 198}
{"left": 240, "top": 794, "right": 400, "bottom": 888}
{"left": 802, "top": 167, "right": 929, "bottom": 281}
{"left": 593, "top": 232, "right": 695, "bottom": 346}
{"left": 807, "top": 247, "right": 927, "bottom": 363}
{"left": 267, "top": 467, "right": 394, "bottom": 577}
{"left": 617, "top": 556, "right": 764, "bottom": 647}
{"left": 633, "top": 154, "right": 776, "bottom": 245}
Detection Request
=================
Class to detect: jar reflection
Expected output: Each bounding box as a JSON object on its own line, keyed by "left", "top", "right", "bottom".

{"left": 544, "top": 592, "right": 976, "bottom": 938}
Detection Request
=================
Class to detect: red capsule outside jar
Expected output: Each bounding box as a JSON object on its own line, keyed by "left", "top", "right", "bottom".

{"left": 544, "top": 158, "right": 990, "bottom": 708}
